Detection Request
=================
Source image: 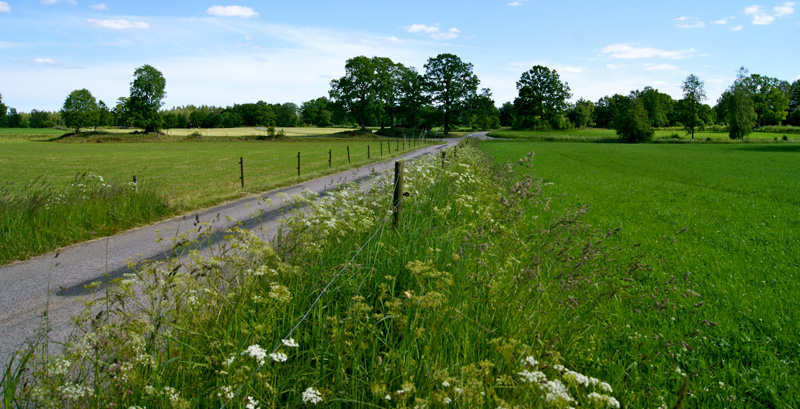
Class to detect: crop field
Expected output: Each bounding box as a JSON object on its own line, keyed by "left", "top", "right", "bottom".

{"left": 490, "top": 128, "right": 799, "bottom": 142}
{"left": 481, "top": 140, "right": 800, "bottom": 407}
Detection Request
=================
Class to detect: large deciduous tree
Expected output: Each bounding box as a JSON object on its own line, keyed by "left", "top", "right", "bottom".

{"left": 61, "top": 88, "right": 99, "bottom": 134}
{"left": 0, "top": 94, "right": 7, "bottom": 127}
{"left": 614, "top": 93, "right": 653, "bottom": 143}
{"left": 423, "top": 53, "right": 479, "bottom": 134}
{"left": 329, "top": 56, "right": 382, "bottom": 131}
{"left": 567, "top": 98, "right": 595, "bottom": 129}
{"left": 513, "top": 65, "right": 571, "bottom": 129}
{"left": 724, "top": 67, "right": 757, "bottom": 140}
{"left": 680, "top": 74, "right": 706, "bottom": 139}
{"left": 127, "top": 64, "right": 166, "bottom": 133}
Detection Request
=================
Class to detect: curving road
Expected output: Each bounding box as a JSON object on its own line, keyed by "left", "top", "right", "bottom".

{"left": 0, "top": 135, "right": 482, "bottom": 367}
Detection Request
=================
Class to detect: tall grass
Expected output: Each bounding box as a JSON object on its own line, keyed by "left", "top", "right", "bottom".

{"left": 2, "top": 141, "right": 645, "bottom": 408}
{"left": 0, "top": 174, "right": 171, "bottom": 264}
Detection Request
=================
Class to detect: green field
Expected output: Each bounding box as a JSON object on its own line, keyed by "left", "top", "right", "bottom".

{"left": 490, "top": 128, "right": 800, "bottom": 142}
{"left": 481, "top": 141, "right": 800, "bottom": 407}
{"left": 0, "top": 137, "right": 428, "bottom": 210}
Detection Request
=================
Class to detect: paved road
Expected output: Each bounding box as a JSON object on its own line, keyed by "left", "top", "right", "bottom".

{"left": 0, "top": 135, "right": 478, "bottom": 366}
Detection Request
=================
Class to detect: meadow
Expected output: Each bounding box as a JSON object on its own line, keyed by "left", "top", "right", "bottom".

{"left": 3, "top": 140, "right": 797, "bottom": 408}
{"left": 489, "top": 128, "right": 799, "bottom": 142}
{"left": 0, "top": 133, "right": 433, "bottom": 264}
{"left": 481, "top": 141, "right": 800, "bottom": 408}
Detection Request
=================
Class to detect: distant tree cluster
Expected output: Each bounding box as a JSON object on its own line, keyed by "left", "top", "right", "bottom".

{"left": 4, "top": 57, "right": 799, "bottom": 142}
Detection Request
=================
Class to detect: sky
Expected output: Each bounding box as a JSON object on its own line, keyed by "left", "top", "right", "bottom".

{"left": 1, "top": 0, "right": 798, "bottom": 112}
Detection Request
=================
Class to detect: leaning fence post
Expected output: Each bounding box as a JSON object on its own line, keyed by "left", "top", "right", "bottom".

{"left": 388, "top": 141, "right": 391, "bottom": 155}
{"left": 328, "top": 149, "right": 332, "bottom": 168}
{"left": 347, "top": 145, "right": 351, "bottom": 164}
{"left": 297, "top": 152, "right": 301, "bottom": 176}
{"left": 393, "top": 161, "right": 404, "bottom": 228}
{"left": 239, "top": 157, "right": 244, "bottom": 188}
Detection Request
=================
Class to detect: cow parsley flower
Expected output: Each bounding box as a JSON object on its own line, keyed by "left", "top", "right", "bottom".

{"left": 269, "top": 352, "right": 288, "bottom": 362}
{"left": 302, "top": 387, "right": 323, "bottom": 404}
{"left": 242, "top": 344, "right": 267, "bottom": 365}
{"left": 246, "top": 396, "right": 260, "bottom": 409}
{"left": 282, "top": 338, "right": 299, "bottom": 348}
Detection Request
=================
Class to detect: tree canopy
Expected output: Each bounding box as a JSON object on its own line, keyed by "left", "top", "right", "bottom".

{"left": 128, "top": 64, "right": 166, "bottom": 133}
{"left": 513, "top": 65, "right": 571, "bottom": 129}
{"left": 680, "top": 74, "right": 706, "bottom": 139}
{"left": 423, "top": 53, "right": 479, "bottom": 134}
{"left": 61, "top": 88, "right": 99, "bottom": 134}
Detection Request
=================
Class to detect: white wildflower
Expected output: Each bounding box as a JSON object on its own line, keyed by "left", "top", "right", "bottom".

{"left": 519, "top": 370, "right": 547, "bottom": 383}
{"left": 269, "top": 352, "right": 288, "bottom": 362}
{"left": 246, "top": 396, "right": 260, "bottom": 409}
{"left": 524, "top": 356, "right": 538, "bottom": 367}
{"left": 217, "top": 385, "right": 234, "bottom": 400}
{"left": 302, "top": 387, "right": 323, "bottom": 404}
{"left": 282, "top": 338, "right": 299, "bottom": 348}
{"left": 242, "top": 344, "right": 268, "bottom": 365}
{"left": 598, "top": 381, "right": 613, "bottom": 393}
{"left": 442, "top": 381, "right": 450, "bottom": 388}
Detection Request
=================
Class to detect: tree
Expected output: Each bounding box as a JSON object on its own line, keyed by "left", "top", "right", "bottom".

{"left": 513, "top": 65, "right": 571, "bottom": 129}
{"left": 0, "top": 94, "right": 7, "bottom": 127}
{"left": 635, "top": 86, "right": 672, "bottom": 127}
{"left": 499, "top": 102, "right": 515, "bottom": 127}
{"left": 723, "top": 68, "right": 757, "bottom": 140}
{"left": 465, "top": 88, "right": 500, "bottom": 130}
{"left": 423, "top": 53, "right": 479, "bottom": 134}
{"left": 127, "top": 64, "right": 166, "bottom": 133}
{"left": 567, "top": 98, "right": 595, "bottom": 129}
{"left": 614, "top": 93, "right": 653, "bottom": 143}
{"left": 6, "top": 108, "right": 22, "bottom": 128}
{"left": 396, "top": 66, "right": 429, "bottom": 128}
{"left": 680, "top": 74, "right": 706, "bottom": 139}
{"left": 738, "top": 73, "right": 790, "bottom": 126}
{"left": 61, "top": 88, "right": 99, "bottom": 134}
{"left": 97, "top": 100, "right": 113, "bottom": 128}
{"left": 329, "top": 56, "right": 382, "bottom": 131}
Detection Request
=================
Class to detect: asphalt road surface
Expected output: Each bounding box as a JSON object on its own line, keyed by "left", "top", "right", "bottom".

{"left": 0, "top": 135, "right": 481, "bottom": 367}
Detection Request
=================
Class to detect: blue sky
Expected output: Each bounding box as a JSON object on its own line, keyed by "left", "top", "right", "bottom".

{"left": 1, "top": 0, "right": 798, "bottom": 112}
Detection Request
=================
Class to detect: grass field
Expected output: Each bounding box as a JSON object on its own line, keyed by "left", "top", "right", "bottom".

{"left": 489, "top": 128, "right": 800, "bottom": 142}
{"left": 0, "top": 135, "right": 433, "bottom": 264}
{"left": 0, "top": 138, "right": 429, "bottom": 210}
{"left": 481, "top": 140, "right": 800, "bottom": 407}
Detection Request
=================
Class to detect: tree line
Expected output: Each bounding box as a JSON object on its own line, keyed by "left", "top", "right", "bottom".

{"left": 1, "top": 56, "right": 798, "bottom": 141}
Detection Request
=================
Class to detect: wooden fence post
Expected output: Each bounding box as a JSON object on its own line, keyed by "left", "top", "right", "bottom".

{"left": 388, "top": 141, "right": 391, "bottom": 155}
{"left": 328, "top": 149, "right": 332, "bottom": 168}
{"left": 393, "top": 161, "right": 404, "bottom": 228}
{"left": 239, "top": 157, "right": 244, "bottom": 188}
{"left": 347, "top": 145, "right": 351, "bottom": 164}
{"left": 297, "top": 152, "right": 300, "bottom": 176}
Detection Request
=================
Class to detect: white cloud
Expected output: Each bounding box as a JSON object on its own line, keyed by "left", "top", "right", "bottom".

{"left": 86, "top": 18, "right": 150, "bottom": 29}
{"left": 601, "top": 43, "right": 697, "bottom": 59}
{"left": 563, "top": 67, "right": 582, "bottom": 73}
{"left": 33, "top": 58, "right": 56, "bottom": 64}
{"left": 508, "top": 1, "right": 522, "bottom": 5}
{"left": 673, "top": 16, "right": 705, "bottom": 28}
{"left": 90, "top": 3, "right": 108, "bottom": 11}
{"left": 712, "top": 16, "right": 735, "bottom": 24}
{"left": 206, "top": 5, "right": 259, "bottom": 18}
{"left": 731, "top": 25, "right": 744, "bottom": 31}
{"left": 774, "top": 1, "right": 796, "bottom": 17}
{"left": 41, "top": 0, "right": 76, "bottom": 4}
{"left": 404, "top": 24, "right": 439, "bottom": 34}
{"left": 606, "top": 64, "right": 619, "bottom": 70}
{"left": 404, "top": 24, "right": 460, "bottom": 40}
{"left": 744, "top": 2, "right": 794, "bottom": 25}
{"left": 645, "top": 63, "right": 678, "bottom": 71}
{"left": 653, "top": 81, "right": 668, "bottom": 86}
{"left": 0, "top": 2, "right": 9, "bottom": 12}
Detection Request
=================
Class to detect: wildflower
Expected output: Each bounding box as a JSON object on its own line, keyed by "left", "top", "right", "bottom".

{"left": 588, "top": 392, "right": 620, "bottom": 408}
{"left": 223, "top": 355, "right": 235, "bottom": 367}
{"left": 269, "top": 352, "right": 288, "bottom": 362}
{"left": 282, "top": 338, "right": 300, "bottom": 348}
{"left": 242, "top": 344, "right": 268, "bottom": 365}
{"left": 518, "top": 370, "right": 547, "bottom": 383}
{"left": 442, "top": 381, "right": 450, "bottom": 388}
{"left": 563, "top": 370, "right": 590, "bottom": 387}
{"left": 385, "top": 395, "right": 392, "bottom": 401}
{"left": 217, "top": 386, "right": 234, "bottom": 400}
{"left": 302, "top": 387, "right": 323, "bottom": 404}
{"left": 246, "top": 396, "right": 260, "bottom": 409}
{"left": 598, "top": 381, "right": 613, "bottom": 393}
{"left": 524, "top": 356, "right": 538, "bottom": 367}
{"left": 443, "top": 396, "right": 452, "bottom": 404}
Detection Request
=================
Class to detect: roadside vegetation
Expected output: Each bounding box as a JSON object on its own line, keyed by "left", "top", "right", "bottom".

{"left": 3, "top": 142, "right": 632, "bottom": 408}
